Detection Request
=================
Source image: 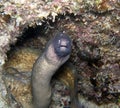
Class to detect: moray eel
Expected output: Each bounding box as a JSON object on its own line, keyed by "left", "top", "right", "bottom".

{"left": 31, "top": 32, "right": 72, "bottom": 108}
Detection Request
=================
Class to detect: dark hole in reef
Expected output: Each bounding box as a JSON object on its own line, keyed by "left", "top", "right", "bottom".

{"left": 12, "top": 24, "right": 52, "bottom": 48}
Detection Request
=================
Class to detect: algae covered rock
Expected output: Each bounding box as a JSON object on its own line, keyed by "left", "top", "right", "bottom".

{"left": 0, "top": 0, "right": 120, "bottom": 108}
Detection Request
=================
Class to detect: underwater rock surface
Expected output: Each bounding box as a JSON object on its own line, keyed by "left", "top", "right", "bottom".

{"left": 0, "top": 0, "right": 120, "bottom": 108}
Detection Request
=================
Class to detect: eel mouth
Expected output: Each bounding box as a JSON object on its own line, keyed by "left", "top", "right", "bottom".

{"left": 58, "top": 40, "right": 69, "bottom": 52}
{"left": 53, "top": 32, "right": 72, "bottom": 57}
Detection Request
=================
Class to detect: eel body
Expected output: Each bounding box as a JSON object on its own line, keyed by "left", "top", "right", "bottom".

{"left": 31, "top": 32, "right": 72, "bottom": 108}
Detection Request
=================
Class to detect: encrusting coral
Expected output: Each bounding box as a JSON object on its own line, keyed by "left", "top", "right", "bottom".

{"left": 0, "top": 0, "right": 120, "bottom": 108}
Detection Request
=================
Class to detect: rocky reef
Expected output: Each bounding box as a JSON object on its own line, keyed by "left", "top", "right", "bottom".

{"left": 0, "top": 0, "right": 120, "bottom": 108}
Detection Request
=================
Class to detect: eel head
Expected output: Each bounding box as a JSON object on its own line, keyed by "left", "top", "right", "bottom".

{"left": 45, "top": 32, "right": 72, "bottom": 65}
